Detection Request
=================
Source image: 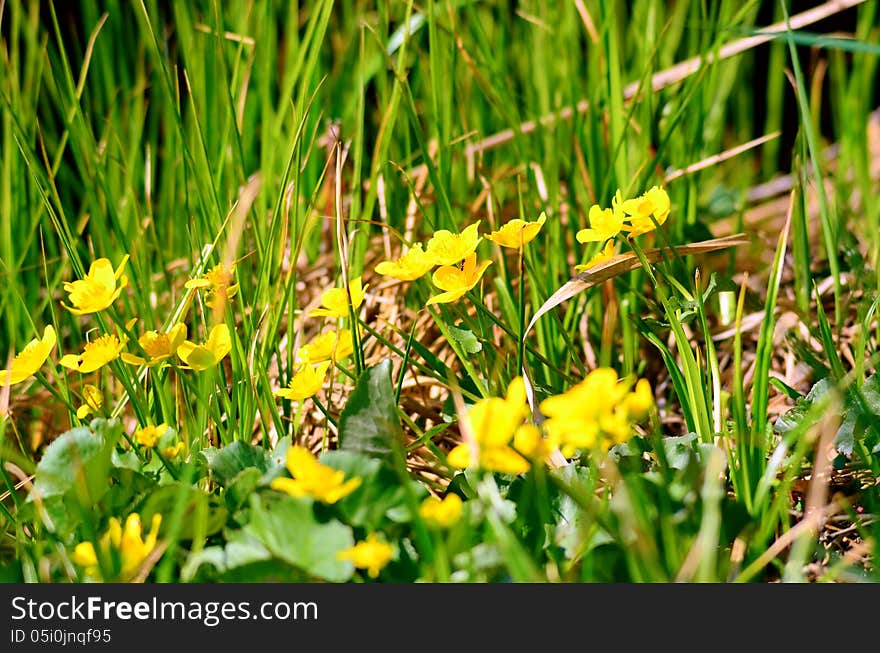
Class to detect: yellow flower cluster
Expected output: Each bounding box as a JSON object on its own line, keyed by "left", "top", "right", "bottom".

{"left": 577, "top": 186, "right": 670, "bottom": 246}
{"left": 447, "top": 377, "right": 537, "bottom": 475}
{"left": 273, "top": 276, "right": 365, "bottom": 406}
{"left": 540, "top": 369, "right": 654, "bottom": 457}
{"left": 133, "top": 423, "right": 186, "bottom": 460}
{"left": 71, "top": 512, "right": 162, "bottom": 581}
{"left": 49, "top": 256, "right": 233, "bottom": 380}
{"left": 448, "top": 371, "right": 653, "bottom": 474}
{"left": 374, "top": 214, "right": 546, "bottom": 305}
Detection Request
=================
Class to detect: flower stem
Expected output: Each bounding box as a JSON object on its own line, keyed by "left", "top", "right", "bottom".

{"left": 516, "top": 245, "right": 526, "bottom": 377}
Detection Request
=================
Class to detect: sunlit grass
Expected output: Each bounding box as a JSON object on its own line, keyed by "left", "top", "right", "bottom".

{"left": 1, "top": 0, "right": 878, "bottom": 583}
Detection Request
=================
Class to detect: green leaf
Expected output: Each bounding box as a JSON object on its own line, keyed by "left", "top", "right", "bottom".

{"left": 29, "top": 418, "right": 119, "bottom": 506}
{"left": 111, "top": 448, "right": 143, "bottom": 472}
{"left": 225, "top": 468, "right": 263, "bottom": 512}
{"left": 202, "top": 441, "right": 270, "bottom": 486}
{"left": 137, "top": 483, "right": 227, "bottom": 540}
{"left": 447, "top": 324, "right": 482, "bottom": 354}
{"left": 837, "top": 375, "right": 880, "bottom": 456}
{"left": 260, "top": 436, "right": 292, "bottom": 484}
{"left": 338, "top": 359, "right": 404, "bottom": 464}
{"left": 181, "top": 530, "right": 273, "bottom": 582}
{"left": 775, "top": 375, "right": 880, "bottom": 456}
{"left": 775, "top": 378, "right": 831, "bottom": 435}
{"left": 246, "top": 494, "right": 354, "bottom": 582}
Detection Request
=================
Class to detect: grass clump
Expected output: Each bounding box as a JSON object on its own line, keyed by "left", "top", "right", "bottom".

{"left": 1, "top": 0, "right": 879, "bottom": 583}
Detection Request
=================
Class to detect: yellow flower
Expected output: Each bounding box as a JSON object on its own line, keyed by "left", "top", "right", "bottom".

{"left": 72, "top": 513, "right": 162, "bottom": 581}
{"left": 62, "top": 255, "right": 129, "bottom": 316}
{"left": 0, "top": 325, "right": 56, "bottom": 386}
{"left": 575, "top": 241, "right": 617, "bottom": 272}
{"left": 121, "top": 323, "right": 187, "bottom": 367}
{"left": 477, "top": 447, "right": 531, "bottom": 475}
{"left": 297, "top": 329, "right": 355, "bottom": 363}
{"left": 513, "top": 424, "right": 557, "bottom": 463}
{"left": 269, "top": 445, "right": 362, "bottom": 504}
{"left": 375, "top": 243, "right": 435, "bottom": 281}
{"left": 427, "top": 253, "right": 492, "bottom": 305}
{"left": 622, "top": 378, "right": 653, "bottom": 420}
{"left": 176, "top": 324, "right": 231, "bottom": 371}
{"left": 76, "top": 384, "right": 103, "bottom": 420}
{"left": 161, "top": 442, "right": 185, "bottom": 460}
{"left": 185, "top": 263, "right": 239, "bottom": 309}
{"left": 276, "top": 361, "right": 331, "bottom": 402}
{"left": 576, "top": 199, "right": 625, "bottom": 244}
{"left": 468, "top": 376, "right": 530, "bottom": 447}
{"left": 60, "top": 334, "right": 126, "bottom": 374}
{"left": 309, "top": 276, "right": 367, "bottom": 319}
{"left": 135, "top": 423, "right": 172, "bottom": 449}
{"left": 419, "top": 494, "right": 463, "bottom": 529}
{"left": 425, "top": 221, "right": 481, "bottom": 266}
{"left": 337, "top": 533, "right": 393, "bottom": 579}
{"left": 447, "top": 377, "right": 532, "bottom": 475}
{"left": 621, "top": 186, "right": 670, "bottom": 236}
{"left": 485, "top": 212, "right": 546, "bottom": 249}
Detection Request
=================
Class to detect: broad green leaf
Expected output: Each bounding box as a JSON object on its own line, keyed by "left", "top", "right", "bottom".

{"left": 775, "top": 375, "right": 880, "bottom": 456}
{"left": 246, "top": 494, "right": 354, "bottom": 582}
{"left": 225, "top": 468, "right": 263, "bottom": 512}
{"left": 202, "top": 441, "right": 270, "bottom": 486}
{"left": 338, "top": 359, "right": 404, "bottom": 464}
{"left": 181, "top": 530, "right": 272, "bottom": 582}
{"left": 321, "top": 450, "right": 424, "bottom": 529}
{"left": 29, "top": 418, "right": 120, "bottom": 506}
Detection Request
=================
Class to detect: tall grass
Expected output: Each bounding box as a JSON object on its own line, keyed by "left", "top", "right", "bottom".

{"left": 1, "top": 0, "right": 878, "bottom": 583}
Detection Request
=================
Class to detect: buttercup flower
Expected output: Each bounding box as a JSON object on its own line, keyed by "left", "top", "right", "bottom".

{"left": 576, "top": 198, "right": 625, "bottom": 244}
{"left": 621, "top": 186, "right": 670, "bottom": 236}
{"left": 0, "top": 325, "right": 56, "bottom": 386}
{"left": 447, "top": 377, "right": 532, "bottom": 475}
{"left": 419, "top": 494, "right": 463, "bottom": 529}
{"left": 485, "top": 212, "right": 546, "bottom": 249}
{"left": 161, "top": 442, "right": 185, "bottom": 460}
{"left": 427, "top": 253, "right": 492, "bottom": 305}
{"left": 71, "top": 512, "right": 162, "bottom": 581}
{"left": 185, "top": 263, "right": 239, "bottom": 309}
{"left": 297, "top": 329, "right": 355, "bottom": 363}
{"left": 276, "top": 361, "right": 331, "bottom": 402}
{"left": 512, "top": 424, "right": 557, "bottom": 463}
{"left": 270, "top": 445, "right": 362, "bottom": 504}
{"left": 337, "top": 533, "right": 393, "bottom": 579}
{"left": 176, "top": 324, "right": 231, "bottom": 371}
{"left": 76, "top": 384, "right": 103, "bottom": 420}
{"left": 60, "top": 334, "right": 126, "bottom": 374}
{"left": 623, "top": 378, "right": 654, "bottom": 420}
{"left": 425, "top": 221, "right": 481, "bottom": 266}
{"left": 375, "top": 243, "right": 435, "bottom": 281}
{"left": 62, "top": 255, "right": 129, "bottom": 316}
{"left": 135, "top": 423, "right": 172, "bottom": 449}
{"left": 121, "top": 323, "right": 187, "bottom": 367}
{"left": 309, "top": 277, "right": 367, "bottom": 319}
{"left": 575, "top": 241, "right": 617, "bottom": 272}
